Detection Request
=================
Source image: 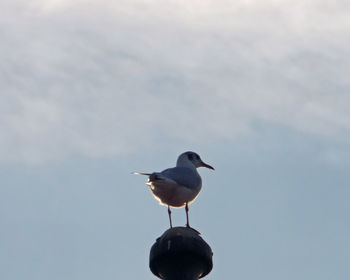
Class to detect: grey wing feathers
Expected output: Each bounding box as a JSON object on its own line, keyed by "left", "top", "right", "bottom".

{"left": 148, "top": 172, "right": 174, "bottom": 182}
{"left": 133, "top": 172, "right": 152, "bottom": 176}
{"left": 134, "top": 172, "right": 174, "bottom": 184}
{"left": 160, "top": 167, "right": 201, "bottom": 189}
{"left": 134, "top": 168, "right": 201, "bottom": 190}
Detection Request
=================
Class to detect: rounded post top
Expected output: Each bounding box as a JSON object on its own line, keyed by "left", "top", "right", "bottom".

{"left": 149, "top": 227, "right": 213, "bottom": 279}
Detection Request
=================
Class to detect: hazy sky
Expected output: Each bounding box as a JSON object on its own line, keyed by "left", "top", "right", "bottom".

{"left": 1, "top": 1, "right": 350, "bottom": 279}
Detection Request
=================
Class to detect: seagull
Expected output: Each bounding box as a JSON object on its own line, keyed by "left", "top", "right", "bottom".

{"left": 134, "top": 151, "right": 214, "bottom": 229}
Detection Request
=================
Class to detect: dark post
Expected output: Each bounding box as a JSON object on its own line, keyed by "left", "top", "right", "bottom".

{"left": 149, "top": 227, "right": 213, "bottom": 280}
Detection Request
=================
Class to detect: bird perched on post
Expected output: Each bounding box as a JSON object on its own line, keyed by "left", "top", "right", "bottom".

{"left": 134, "top": 151, "right": 214, "bottom": 229}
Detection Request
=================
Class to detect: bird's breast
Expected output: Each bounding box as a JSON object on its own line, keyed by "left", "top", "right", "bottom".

{"left": 149, "top": 180, "right": 201, "bottom": 208}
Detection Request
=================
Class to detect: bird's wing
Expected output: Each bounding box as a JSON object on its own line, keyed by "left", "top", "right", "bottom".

{"left": 147, "top": 172, "right": 177, "bottom": 184}
{"left": 160, "top": 167, "right": 201, "bottom": 190}
{"left": 132, "top": 172, "right": 152, "bottom": 176}
{"left": 134, "top": 171, "right": 179, "bottom": 187}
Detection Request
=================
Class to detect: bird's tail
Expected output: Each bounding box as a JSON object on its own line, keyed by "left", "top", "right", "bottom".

{"left": 132, "top": 172, "right": 152, "bottom": 176}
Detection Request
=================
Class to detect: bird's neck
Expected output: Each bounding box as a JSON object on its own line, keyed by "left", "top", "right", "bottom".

{"left": 176, "top": 159, "right": 197, "bottom": 170}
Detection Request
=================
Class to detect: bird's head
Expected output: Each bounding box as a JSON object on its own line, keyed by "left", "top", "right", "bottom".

{"left": 176, "top": 151, "right": 214, "bottom": 170}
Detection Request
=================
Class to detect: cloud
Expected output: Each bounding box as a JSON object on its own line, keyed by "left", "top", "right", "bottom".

{"left": 1, "top": 0, "right": 350, "bottom": 163}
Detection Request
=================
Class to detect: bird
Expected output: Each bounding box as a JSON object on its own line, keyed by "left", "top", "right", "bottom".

{"left": 134, "top": 151, "right": 214, "bottom": 229}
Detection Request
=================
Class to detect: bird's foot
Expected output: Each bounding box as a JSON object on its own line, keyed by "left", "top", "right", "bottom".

{"left": 186, "top": 224, "right": 201, "bottom": 235}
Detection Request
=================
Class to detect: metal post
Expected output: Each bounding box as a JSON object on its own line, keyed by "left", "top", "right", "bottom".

{"left": 150, "top": 227, "right": 213, "bottom": 279}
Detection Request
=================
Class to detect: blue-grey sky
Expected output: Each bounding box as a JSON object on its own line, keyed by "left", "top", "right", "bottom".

{"left": 1, "top": 1, "right": 350, "bottom": 279}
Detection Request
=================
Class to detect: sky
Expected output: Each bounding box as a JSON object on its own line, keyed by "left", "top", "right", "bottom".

{"left": 1, "top": 0, "right": 350, "bottom": 279}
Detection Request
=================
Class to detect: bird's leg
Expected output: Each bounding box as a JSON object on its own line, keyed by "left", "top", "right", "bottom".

{"left": 168, "top": 205, "right": 173, "bottom": 228}
{"left": 185, "top": 202, "right": 200, "bottom": 234}
{"left": 185, "top": 202, "right": 190, "bottom": 228}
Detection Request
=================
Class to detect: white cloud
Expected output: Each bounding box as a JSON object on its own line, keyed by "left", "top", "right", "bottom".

{"left": 1, "top": 0, "right": 350, "bottom": 163}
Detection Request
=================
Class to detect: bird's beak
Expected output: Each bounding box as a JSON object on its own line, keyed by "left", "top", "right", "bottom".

{"left": 200, "top": 161, "right": 215, "bottom": 170}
